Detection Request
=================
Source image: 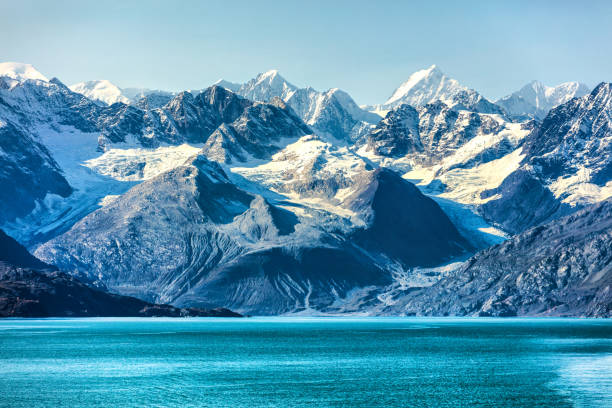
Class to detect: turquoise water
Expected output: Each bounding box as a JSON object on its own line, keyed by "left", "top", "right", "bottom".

{"left": 0, "top": 318, "right": 610, "bottom": 407}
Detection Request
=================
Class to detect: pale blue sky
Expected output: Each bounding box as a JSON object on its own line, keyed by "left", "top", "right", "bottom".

{"left": 2, "top": 0, "right": 611, "bottom": 104}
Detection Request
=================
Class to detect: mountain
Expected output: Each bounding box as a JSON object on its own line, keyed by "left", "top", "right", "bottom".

{"left": 97, "top": 85, "right": 311, "bottom": 155}
{"left": 35, "top": 151, "right": 471, "bottom": 315}
{"left": 387, "top": 198, "right": 612, "bottom": 317}
{"left": 0, "top": 75, "right": 310, "bottom": 245}
{"left": 360, "top": 101, "right": 514, "bottom": 161}
{"left": 357, "top": 100, "right": 532, "bottom": 185}
{"left": 0, "top": 62, "right": 48, "bottom": 82}
{"left": 69, "top": 79, "right": 130, "bottom": 105}
{"left": 218, "top": 70, "right": 381, "bottom": 142}
{"left": 3, "top": 61, "right": 609, "bottom": 318}
{"left": 496, "top": 80, "right": 591, "bottom": 120}
{"left": 212, "top": 79, "right": 241, "bottom": 92}
{"left": 481, "top": 82, "right": 612, "bottom": 233}
{"left": 0, "top": 229, "right": 240, "bottom": 317}
{"left": 237, "top": 69, "right": 297, "bottom": 102}
{"left": 358, "top": 83, "right": 612, "bottom": 238}
{"left": 382, "top": 65, "right": 504, "bottom": 115}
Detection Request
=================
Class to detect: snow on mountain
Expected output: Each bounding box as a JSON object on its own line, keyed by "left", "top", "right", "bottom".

{"left": 219, "top": 70, "right": 381, "bottom": 142}
{"left": 496, "top": 80, "right": 591, "bottom": 120}
{"left": 68, "top": 81, "right": 181, "bottom": 108}
{"left": 382, "top": 65, "right": 503, "bottom": 114}
{"left": 69, "top": 80, "right": 130, "bottom": 105}
{"left": 481, "top": 82, "right": 612, "bottom": 233}
{"left": 230, "top": 135, "right": 372, "bottom": 220}
{"left": 4, "top": 61, "right": 610, "bottom": 316}
{"left": 237, "top": 69, "right": 297, "bottom": 102}
{"left": 0, "top": 77, "right": 311, "bottom": 246}
{"left": 212, "top": 79, "right": 241, "bottom": 92}
{"left": 0, "top": 62, "right": 48, "bottom": 82}
{"left": 355, "top": 101, "right": 532, "bottom": 245}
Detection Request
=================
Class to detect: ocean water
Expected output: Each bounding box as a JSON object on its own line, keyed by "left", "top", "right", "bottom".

{"left": 0, "top": 318, "right": 610, "bottom": 407}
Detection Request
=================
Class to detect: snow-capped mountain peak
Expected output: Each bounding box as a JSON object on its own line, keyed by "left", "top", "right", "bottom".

{"left": 384, "top": 65, "right": 462, "bottom": 107}
{"left": 237, "top": 69, "right": 297, "bottom": 102}
{"left": 212, "top": 79, "right": 241, "bottom": 92}
{"left": 382, "top": 65, "right": 502, "bottom": 115}
{"left": 0, "top": 62, "right": 49, "bottom": 82}
{"left": 496, "top": 80, "right": 590, "bottom": 120}
{"left": 69, "top": 79, "right": 129, "bottom": 106}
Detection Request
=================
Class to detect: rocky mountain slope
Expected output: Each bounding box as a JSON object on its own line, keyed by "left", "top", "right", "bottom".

{"left": 35, "top": 153, "right": 471, "bottom": 315}
{"left": 387, "top": 198, "right": 612, "bottom": 317}
{"left": 496, "top": 80, "right": 590, "bottom": 120}
{"left": 0, "top": 229, "right": 241, "bottom": 318}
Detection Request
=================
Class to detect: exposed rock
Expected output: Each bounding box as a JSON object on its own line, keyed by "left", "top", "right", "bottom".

{"left": 389, "top": 198, "right": 612, "bottom": 317}
{"left": 0, "top": 229, "right": 241, "bottom": 318}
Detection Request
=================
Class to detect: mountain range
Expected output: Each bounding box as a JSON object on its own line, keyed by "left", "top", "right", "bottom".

{"left": 0, "top": 61, "right": 609, "bottom": 316}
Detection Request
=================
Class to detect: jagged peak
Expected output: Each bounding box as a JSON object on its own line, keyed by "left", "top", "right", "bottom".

{"left": 259, "top": 69, "right": 280, "bottom": 79}
{"left": 384, "top": 64, "right": 464, "bottom": 107}
{"left": 247, "top": 69, "right": 296, "bottom": 90}
{"left": 590, "top": 82, "right": 612, "bottom": 99}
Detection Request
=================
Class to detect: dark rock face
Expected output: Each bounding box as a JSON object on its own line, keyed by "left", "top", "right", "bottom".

{"left": 363, "top": 102, "right": 504, "bottom": 163}
{"left": 390, "top": 199, "right": 612, "bottom": 317}
{"left": 96, "top": 85, "right": 311, "bottom": 159}
{"left": 0, "top": 229, "right": 54, "bottom": 270}
{"left": 0, "top": 122, "right": 72, "bottom": 224}
{"left": 479, "top": 170, "right": 571, "bottom": 235}
{"left": 0, "top": 229, "right": 241, "bottom": 318}
{"left": 0, "top": 266, "right": 239, "bottom": 318}
{"left": 365, "top": 105, "right": 421, "bottom": 157}
{"left": 345, "top": 168, "right": 472, "bottom": 266}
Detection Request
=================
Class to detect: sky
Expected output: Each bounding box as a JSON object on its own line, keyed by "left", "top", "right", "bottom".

{"left": 2, "top": 0, "right": 611, "bottom": 105}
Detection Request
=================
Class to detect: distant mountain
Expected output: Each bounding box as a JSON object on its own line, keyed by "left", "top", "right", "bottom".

{"left": 481, "top": 82, "right": 612, "bottom": 233}
{"left": 388, "top": 198, "right": 612, "bottom": 317}
{"left": 69, "top": 80, "right": 130, "bottom": 105}
{"left": 237, "top": 69, "right": 297, "bottom": 102}
{"left": 496, "top": 80, "right": 590, "bottom": 120}
{"left": 218, "top": 70, "right": 381, "bottom": 142}
{"left": 381, "top": 65, "right": 504, "bottom": 115}
{"left": 0, "top": 229, "right": 241, "bottom": 318}
{"left": 0, "top": 62, "right": 48, "bottom": 82}
{"left": 212, "top": 79, "right": 241, "bottom": 92}
{"left": 69, "top": 80, "right": 183, "bottom": 108}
